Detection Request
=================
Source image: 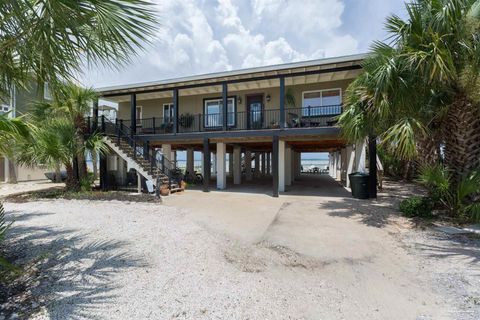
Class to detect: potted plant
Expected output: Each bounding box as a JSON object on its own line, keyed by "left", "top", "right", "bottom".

{"left": 160, "top": 184, "right": 170, "bottom": 196}
{"left": 179, "top": 113, "right": 194, "bottom": 128}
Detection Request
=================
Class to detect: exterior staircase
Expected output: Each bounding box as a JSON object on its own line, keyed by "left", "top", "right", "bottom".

{"left": 103, "top": 136, "right": 183, "bottom": 194}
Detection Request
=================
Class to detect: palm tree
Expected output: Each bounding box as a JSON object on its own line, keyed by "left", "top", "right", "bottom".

{"left": 0, "top": 114, "right": 30, "bottom": 156}
{"left": 16, "top": 118, "right": 75, "bottom": 183}
{"left": 0, "top": 0, "right": 157, "bottom": 100}
{"left": 24, "top": 83, "right": 104, "bottom": 189}
{"left": 339, "top": 0, "right": 480, "bottom": 183}
{"left": 85, "top": 133, "right": 110, "bottom": 180}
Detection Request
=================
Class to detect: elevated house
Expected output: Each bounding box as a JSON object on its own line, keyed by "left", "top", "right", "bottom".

{"left": 0, "top": 82, "right": 52, "bottom": 183}
{"left": 93, "top": 53, "right": 375, "bottom": 197}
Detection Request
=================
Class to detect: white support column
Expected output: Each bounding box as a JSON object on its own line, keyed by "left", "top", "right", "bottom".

{"left": 295, "top": 152, "right": 301, "bottom": 178}
{"left": 4, "top": 157, "right": 10, "bottom": 183}
{"left": 162, "top": 144, "right": 172, "bottom": 170}
{"left": 228, "top": 152, "right": 234, "bottom": 177}
{"left": 332, "top": 152, "right": 338, "bottom": 179}
{"left": 336, "top": 151, "right": 342, "bottom": 181}
{"left": 291, "top": 151, "right": 296, "bottom": 181}
{"left": 212, "top": 152, "right": 216, "bottom": 177}
{"left": 354, "top": 138, "right": 367, "bottom": 173}
{"left": 233, "top": 146, "right": 241, "bottom": 185}
{"left": 216, "top": 142, "right": 226, "bottom": 190}
{"left": 346, "top": 145, "right": 355, "bottom": 188}
{"left": 328, "top": 153, "right": 333, "bottom": 177}
{"left": 137, "top": 172, "right": 142, "bottom": 193}
{"left": 186, "top": 148, "right": 194, "bottom": 177}
{"left": 266, "top": 153, "right": 271, "bottom": 176}
{"left": 245, "top": 151, "right": 252, "bottom": 181}
{"left": 285, "top": 146, "right": 292, "bottom": 186}
{"left": 261, "top": 153, "right": 266, "bottom": 176}
{"left": 341, "top": 148, "right": 348, "bottom": 186}
{"left": 254, "top": 153, "right": 260, "bottom": 178}
{"left": 279, "top": 140, "right": 285, "bottom": 192}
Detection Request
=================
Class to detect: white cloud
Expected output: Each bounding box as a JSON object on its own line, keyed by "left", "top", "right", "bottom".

{"left": 82, "top": 0, "right": 383, "bottom": 88}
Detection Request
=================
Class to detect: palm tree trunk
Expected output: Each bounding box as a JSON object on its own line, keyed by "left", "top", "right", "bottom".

{"left": 76, "top": 134, "right": 88, "bottom": 181}
{"left": 92, "top": 151, "right": 98, "bottom": 180}
{"left": 54, "top": 164, "right": 62, "bottom": 183}
{"left": 65, "top": 162, "right": 78, "bottom": 190}
{"left": 443, "top": 93, "right": 480, "bottom": 183}
{"left": 416, "top": 133, "right": 441, "bottom": 166}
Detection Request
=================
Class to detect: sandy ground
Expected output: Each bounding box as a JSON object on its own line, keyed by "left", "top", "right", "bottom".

{"left": 0, "top": 181, "right": 64, "bottom": 198}
{"left": 2, "top": 176, "right": 479, "bottom": 319}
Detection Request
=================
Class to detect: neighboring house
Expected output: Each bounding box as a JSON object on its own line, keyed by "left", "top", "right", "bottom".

{"left": 0, "top": 82, "right": 51, "bottom": 183}
{"left": 94, "top": 54, "right": 373, "bottom": 196}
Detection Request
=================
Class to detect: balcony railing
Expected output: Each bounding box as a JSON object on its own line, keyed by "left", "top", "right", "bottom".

{"left": 88, "top": 105, "right": 342, "bottom": 135}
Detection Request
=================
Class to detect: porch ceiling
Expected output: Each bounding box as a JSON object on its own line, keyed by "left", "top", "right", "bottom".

{"left": 149, "top": 137, "right": 346, "bottom": 153}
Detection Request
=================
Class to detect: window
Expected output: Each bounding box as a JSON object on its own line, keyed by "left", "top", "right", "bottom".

{"left": 136, "top": 106, "right": 142, "bottom": 125}
{"left": 204, "top": 97, "right": 235, "bottom": 127}
{"left": 302, "top": 89, "right": 342, "bottom": 116}
{"left": 0, "top": 105, "right": 9, "bottom": 115}
{"left": 44, "top": 83, "right": 52, "bottom": 100}
{"left": 163, "top": 103, "right": 174, "bottom": 123}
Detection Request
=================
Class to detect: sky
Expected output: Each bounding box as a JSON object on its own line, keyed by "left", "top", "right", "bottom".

{"left": 81, "top": 0, "right": 406, "bottom": 89}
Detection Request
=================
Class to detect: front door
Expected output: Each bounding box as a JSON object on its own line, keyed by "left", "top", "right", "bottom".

{"left": 247, "top": 94, "right": 264, "bottom": 129}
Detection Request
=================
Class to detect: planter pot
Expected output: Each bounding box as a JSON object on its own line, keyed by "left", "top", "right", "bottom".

{"left": 160, "top": 187, "right": 170, "bottom": 196}
{"left": 180, "top": 180, "right": 187, "bottom": 189}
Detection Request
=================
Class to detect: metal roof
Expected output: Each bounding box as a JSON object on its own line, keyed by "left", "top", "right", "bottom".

{"left": 96, "top": 53, "right": 366, "bottom": 96}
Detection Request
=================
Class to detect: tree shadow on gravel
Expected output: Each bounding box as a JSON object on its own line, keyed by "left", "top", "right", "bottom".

{"left": 2, "top": 215, "right": 147, "bottom": 319}
{"left": 318, "top": 179, "right": 425, "bottom": 228}
{"left": 319, "top": 196, "right": 402, "bottom": 228}
{"left": 412, "top": 231, "right": 480, "bottom": 266}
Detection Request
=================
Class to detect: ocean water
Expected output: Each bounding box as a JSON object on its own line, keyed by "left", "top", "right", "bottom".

{"left": 175, "top": 159, "right": 329, "bottom": 170}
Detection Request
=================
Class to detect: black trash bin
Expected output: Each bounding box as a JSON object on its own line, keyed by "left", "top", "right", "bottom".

{"left": 349, "top": 172, "right": 370, "bottom": 199}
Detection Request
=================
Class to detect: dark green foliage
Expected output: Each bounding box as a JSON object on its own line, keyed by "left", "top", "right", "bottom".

{"left": 179, "top": 113, "right": 195, "bottom": 128}
{"left": 399, "top": 196, "right": 433, "bottom": 218}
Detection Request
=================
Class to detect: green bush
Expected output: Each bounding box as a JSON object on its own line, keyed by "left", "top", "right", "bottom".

{"left": 399, "top": 196, "right": 433, "bottom": 218}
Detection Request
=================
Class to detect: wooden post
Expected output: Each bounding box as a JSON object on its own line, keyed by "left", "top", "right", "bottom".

{"left": 279, "top": 76, "right": 285, "bottom": 128}
{"left": 173, "top": 88, "right": 179, "bottom": 134}
{"left": 369, "top": 135, "right": 377, "bottom": 198}
{"left": 130, "top": 93, "right": 136, "bottom": 137}
{"left": 92, "top": 99, "right": 99, "bottom": 132}
{"left": 222, "top": 82, "right": 228, "bottom": 131}
{"left": 272, "top": 136, "right": 279, "bottom": 197}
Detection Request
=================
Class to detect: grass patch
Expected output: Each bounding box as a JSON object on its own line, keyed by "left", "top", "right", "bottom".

{"left": 5, "top": 188, "right": 161, "bottom": 203}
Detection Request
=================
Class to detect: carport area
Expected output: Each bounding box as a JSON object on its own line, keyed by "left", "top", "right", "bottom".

{"left": 152, "top": 132, "right": 372, "bottom": 197}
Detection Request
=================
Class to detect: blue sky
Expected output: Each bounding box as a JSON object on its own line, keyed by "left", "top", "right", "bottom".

{"left": 83, "top": 0, "right": 406, "bottom": 88}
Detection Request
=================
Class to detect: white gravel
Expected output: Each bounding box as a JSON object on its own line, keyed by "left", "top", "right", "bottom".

{"left": 3, "top": 199, "right": 479, "bottom": 319}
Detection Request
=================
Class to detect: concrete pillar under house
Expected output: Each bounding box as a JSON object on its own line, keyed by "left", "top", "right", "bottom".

{"left": 162, "top": 144, "right": 172, "bottom": 170}
{"left": 254, "top": 153, "right": 260, "bottom": 178}
{"left": 266, "top": 152, "right": 271, "bottom": 176}
{"left": 285, "top": 146, "right": 292, "bottom": 186}
{"left": 354, "top": 138, "right": 367, "bottom": 173}
{"left": 278, "top": 140, "right": 285, "bottom": 192}
{"left": 346, "top": 145, "right": 355, "bottom": 188}
{"left": 216, "top": 142, "right": 226, "bottom": 190}
{"left": 228, "top": 152, "right": 234, "bottom": 177}
{"left": 261, "top": 152, "right": 266, "bottom": 176}
{"left": 245, "top": 151, "right": 252, "bottom": 181}
{"left": 233, "top": 146, "right": 241, "bottom": 185}
{"left": 186, "top": 148, "right": 194, "bottom": 177}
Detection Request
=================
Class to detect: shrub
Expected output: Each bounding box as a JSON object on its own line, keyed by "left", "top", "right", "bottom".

{"left": 399, "top": 196, "right": 433, "bottom": 218}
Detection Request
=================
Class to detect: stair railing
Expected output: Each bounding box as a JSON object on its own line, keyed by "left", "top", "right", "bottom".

{"left": 96, "top": 116, "right": 181, "bottom": 190}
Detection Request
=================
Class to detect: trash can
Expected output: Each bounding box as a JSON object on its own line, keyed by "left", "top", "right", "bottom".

{"left": 349, "top": 172, "right": 370, "bottom": 199}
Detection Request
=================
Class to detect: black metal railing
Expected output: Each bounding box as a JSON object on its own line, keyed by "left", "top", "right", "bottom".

{"left": 87, "top": 115, "right": 181, "bottom": 192}
{"left": 106, "top": 104, "right": 342, "bottom": 135}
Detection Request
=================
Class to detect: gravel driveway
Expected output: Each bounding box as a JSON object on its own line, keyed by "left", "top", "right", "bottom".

{"left": 3, "top": 197, "right": 479, "bottom": 320}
